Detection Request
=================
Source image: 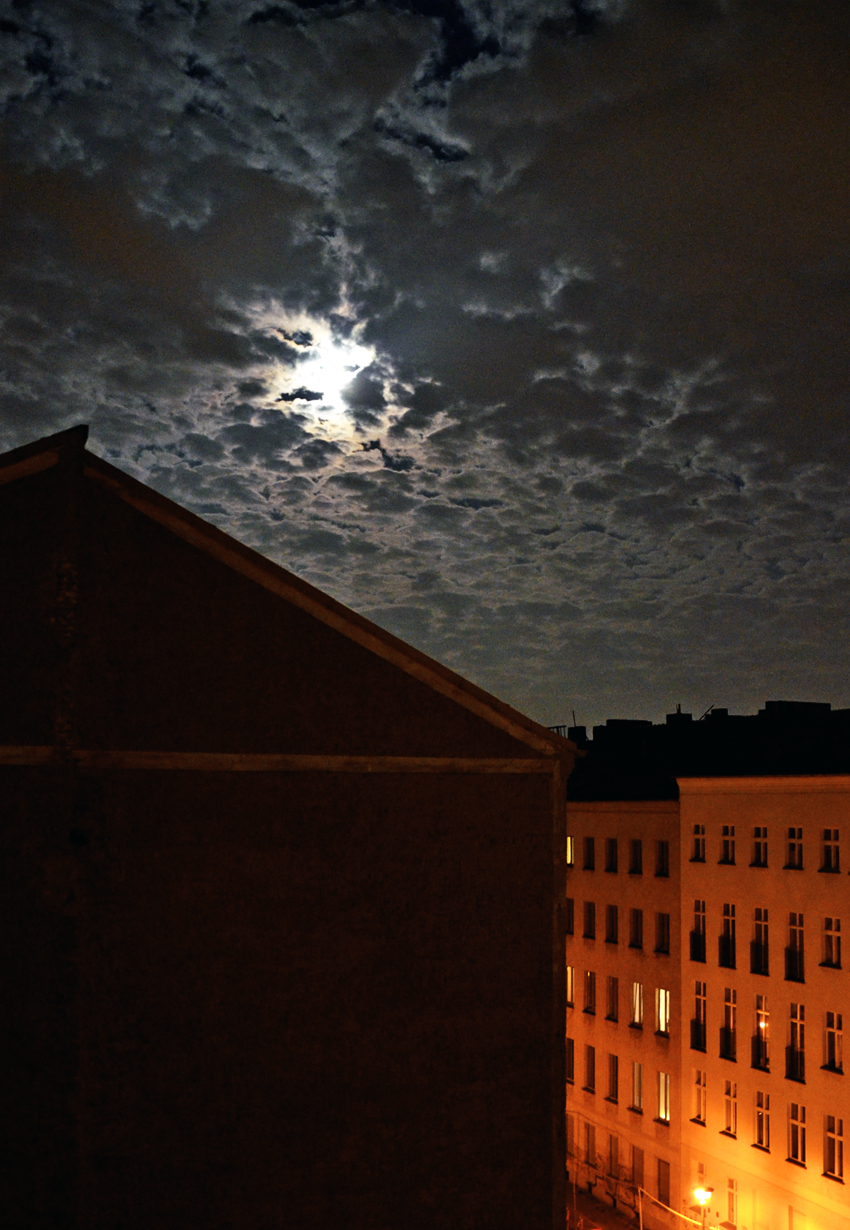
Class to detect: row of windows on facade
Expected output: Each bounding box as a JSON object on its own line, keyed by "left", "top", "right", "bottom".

{"left": 690, "top": 1078, "right": 844, "bottom": 1182}
{"left": 689, "top": 981, "right": 843, "bottom": 1078}
{"left": 568, "top": 828, "right": 843, "bottom": 874}
{"left": 691, "top": 825, "right": 842, "bottom": 872}
{"left": 565, "top": 1121, "right": 673, "bottom": 1209}
{"left": 567, "top": 900, "right": 671, "bottom": 952}
{"left": 689, "top": 903, "right": 842, "bottom": 977}
{"left": 566, "top": 970, "right": 670, "bottom": 1033}
{"left": 568, "top": 836, "right": 671, "bottom": 876}
{"left": 566, "top": 1043, "right": 672, "bottom": 1121}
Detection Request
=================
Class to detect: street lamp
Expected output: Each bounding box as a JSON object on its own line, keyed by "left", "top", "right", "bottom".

{"left": 694, "top": 1187, "right": 713, "bottom": 1229}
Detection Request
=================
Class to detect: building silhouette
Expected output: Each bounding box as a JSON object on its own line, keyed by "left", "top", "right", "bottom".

{"left": 565, "top": 706, "right": 849, "bottom": 1230}
{"left": 0, "top": 426, "right": 574, "bottom": 1230}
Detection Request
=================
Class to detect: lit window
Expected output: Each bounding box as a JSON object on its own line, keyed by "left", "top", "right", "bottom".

{"left": 720, "top": 824, "right": 736, "bottom": 864}
{"left": 821, "top": 828, "right": 840, "bottom": 873}
{"left": 630, "top": 982, "right": 644, "bottom": 1028}
{"left": 583, "top": 970, "right": 596, "bottom": 1014}
{"left": 726, "top": 1177, "right": 737, "bottom": 1228}
{"left": 566, "top": 835, "right": 574, "bottom": 866}
{"left": 788, "top": 1103, "right": 806, "bottom": 1165}
{"left": 786, "top": 827, "right": 803, "bottom": 870}
{"left": 825, "top": 1115, "right": 844, "bottom": 1180}
{"left": 723, "top": 1080, "right": 737, "bottom": 1136}
{"left": 753, "top": 994, "right": 769, "bottom": 1071}
{"left": 755, "top": 1091, "right": 770, "bottom": 1149}
{"left": 823, "top": 917, "right": 842, "bottom": 969}
{"left": 656, "top": 988, "right": 671, "bottom": 1036}
{"left": 566, "top": 965, "right": 574, "bottom": 1007}
{"left": 825, "top": 1011, "right": 843, "bottom": 1073}
{"left": 657, "top": 1071, "right": 671, "bottom": 1123}
{"left": 693, "top": 1070, "right": 706, "bottom": 1124}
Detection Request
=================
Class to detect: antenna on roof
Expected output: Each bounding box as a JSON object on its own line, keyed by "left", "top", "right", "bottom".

{"left": 698, "top": 704, "right": 714, "bottom": 721}
{"left": 572, "top": 709, "right": 577, "bottom": 727}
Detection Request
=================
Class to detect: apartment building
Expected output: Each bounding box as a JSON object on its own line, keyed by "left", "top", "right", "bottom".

{"left": 565, "top": 706, "right": 850, "bottom": 1230}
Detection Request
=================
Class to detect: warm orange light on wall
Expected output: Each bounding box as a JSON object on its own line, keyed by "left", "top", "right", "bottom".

{"left": 693, "top": 1187, "right": 713, "bottom": 1206}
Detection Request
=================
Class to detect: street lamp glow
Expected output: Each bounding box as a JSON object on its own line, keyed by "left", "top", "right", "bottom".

{"left": 694, "top": 1187, "right": 713, "bottom": 1206}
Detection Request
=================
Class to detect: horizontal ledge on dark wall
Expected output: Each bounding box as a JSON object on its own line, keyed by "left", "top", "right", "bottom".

{"left": 0, "top": 746, "right": 556, "bottom": 774}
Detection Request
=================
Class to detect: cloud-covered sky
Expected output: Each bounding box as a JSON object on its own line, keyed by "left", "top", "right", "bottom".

{"left": 1, "top": 0, "right": 848, "bottom": 726}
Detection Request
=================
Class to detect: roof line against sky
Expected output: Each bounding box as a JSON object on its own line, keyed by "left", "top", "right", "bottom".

{"left": 0, "top": 425, "right": 571, "bottom": 759}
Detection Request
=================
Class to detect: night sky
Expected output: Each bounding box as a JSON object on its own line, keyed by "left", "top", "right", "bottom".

{"left": 0, "top": 0, "right": 847, "bottom": 727}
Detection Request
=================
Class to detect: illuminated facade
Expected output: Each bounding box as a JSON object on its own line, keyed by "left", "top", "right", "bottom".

{"left": 566, "top": 770, "right": 849, "bottom": 1230}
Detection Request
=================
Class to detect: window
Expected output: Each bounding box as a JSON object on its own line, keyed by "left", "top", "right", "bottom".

{"left": 566, "top": 835, "right": 574, "bottom": 866}
{"left": 823, "top": 917, "right": 841, "bottom": 968}
{"left": 583, "top": 970, "right": 596, "bottom": 1014}
{"left": 565, "top": 1037, "right": 575, "bottom": 1083}
{"left": 583, "top": 900, "right": 596, "bottom": 939}
{"left": 788, "top": 1103, "right": 806, "bottom": 1164}
{"left": 726, "top": 1177, "right": 737, "bottom": 1228}
{"left": 824, "top": 1011, "right": 843, "bottom": 1073}
{"left": 692, "top": 824, "right": 705, "bottom": 862}
{"left": 583, "top": 836, "right": 596, "bottom": 870}
{"left": 752, "top": 994, "right": 769, "bottom": 1071}
{"left": 607, "top": 1053, "right": 619, "bottom": 1102}
{"left": 605, "top": 904, "right": 619, "bottom": 944}
{"left": 584, "top": 1044, "right": 596, "bottom": 1092}
{"left": 566, "top": 1111, "right": 576, "bottom": 1157}
{"left": 752, "top": 825, "right": 768, "bottom": 867}
{"left": 691, "top": 981, "right": 707, "bottom": 1051}
{"left": 566, "top": 965, "right": 575, "bottom": 1007}
{"left": 723, "top": 1080, "right": 737, "bottom": 1136}
{"left": 786, "top": 826, "right": 803, "bottom": 869}
{"left": 631, "top": 1145, "right": 644, "bottom": 1189}
{"left": 631, "top": 1061, "right": 643, "bottom": 1111}
{"left": 720, "top": 824, "right": 736, "bottom": 864}
{"left": 656, "top": 988, "right": 671, "bottom": 1036}
{"left": 786, "top": 913, "right": 805, "bottom": 982}
{"left": 693, "top": 1070, "right": 706, "bottom": 1124}
{"left": 584, "top": 1122, "right": 596, "bottom": 1167}
{"left": 787, "top": 1003, "right": 805, "bottom": 1082}
{"left": 630, "top": 982, "right": 644, "bottom": 1028}
{"left": 755, "top": 1091, "right": 770, "bottom": 1149}
{"left": 655, "top": 912, "right": 671, "bottom": 954}
{"left": 721, "top": 987, "right": 737, "bottom": 1061}
{"left": 608, "top": 1132, "right": 619, "bottom": 1178}
{"left": 821, "top": 828, "right": 840, "bottom": 873}
{"left": 565, "top": 897, "right": 574, "bottom": 935}
{"left": 629, "top": 839, "right": 643, "bottom": 875}
{"left": 690, "top": 899, "right": 706, "bottom": 962}
{"left": 657, "top": 1158, "right": 670, "bottom": 1207}
{"left": 629, "top": 908, "right": 644, "bottom": 949}
{"left": 751, "top": 907, "right": 769, "bottom": 975}
{"left": 606, "top": 976, "right": 619, "bottom": 1021}
{"left": 605, "top": 837, "right": 618, "bottom": 873}
{"left": 825, "top": 1115, "right": 844, "bottom": 1180}
{"left": 655, "top": 840, "right": 669, "bottom": 877}
{"left": 719, "top": 903, "right": 736, "bottom": 968}
{"left": 657, "top": 1072, "right": 671, "bottom": 1123}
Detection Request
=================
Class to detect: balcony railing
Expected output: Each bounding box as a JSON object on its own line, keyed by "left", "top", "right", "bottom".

{"left": 785, "top": 1046, "right": 805, "bottom": 1083}
{"left": 718, "top": 934, "right": 736, "bottom": 969}
{"left": 689, "top": 930, "right": 706, "bottom": 962}
{"left": 785, "top": 947, "right": 804, "bottom": 983}
{"left": 751, "top": 1034, "right": 769, "bottom": 1071}
{"left": 690, "top": 1019, "right": 706, "bottom": 1052}
{"left": 750, "top": 940, "right": 769, "bottom": 975}
{"left": 719, "top": 1027, "right": 737, "bottom": 1061}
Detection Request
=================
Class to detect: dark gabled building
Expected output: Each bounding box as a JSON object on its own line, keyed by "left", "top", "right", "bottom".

{"left": 0, "top": 426, "right": 574, "bottom": 1230}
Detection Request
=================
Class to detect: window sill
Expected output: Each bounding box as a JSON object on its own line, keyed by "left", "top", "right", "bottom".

{"left": 822, "top": 1172, "right": 845, "bottom": 1184}
{"left": 628, "top": 943, "right": 644, "bottom": 951}
{"left": 818, "top": 867, "right": 841, "bottom": 874}
{"left": 749, "top": 862, "right": 768, "bottom": 869}
{"left": 655, "top": 1031, "right": 670, "bottom": 1040}
{"left": 719, "top": 1130, "right": 737, "bottom": 1140}
{"left": 604, "top": 1015, "right": 618, "bottom": 1023}
{"left": 654, "top": 1117, "right": 670, "bottom": 1127}
{"left": 784, "top": 1074, "right": 806, "bottom": 1084}
{"left": 628, "top": 870, "right": 643, "bottom": 877}
{"left": 582, "top": 1086, "right": 596, "bottom": 1094}
{"left": 819, "top": 961, "right": 842, "bottom": 970}
{"left": 629, "top": 1023, "right": 643, "bottom": 1031}
{"left": 566, "top": 1077, "right": 574, "bottom": 1085}
{"left": 717, "top": 859, "right": 736, "bottom": 866}
{"left": 786, "top": 1157, "right": 806, "bottom": 1169}
{"left": 654, "top": 949, "right": 671, "bottom": 956}
{"left": 654, "top": 872, "right": 669, "bottom": 879}
{"left": 821, "top": 1064, "right": 844, "bottom": 1075}
{"left": 627, "top": 1105, "right": 643, "bottom": 1115}
{"left": 583, "top": 1008, "right": 596, "bottom": 1015}
{"left": 604, "top": 1096, "right": 618, "bottom": 1105}
{"left": 690, "top": 1118, "right": 706, "bottom": 1127}
{"left": 751, "top": 1144, "right": 770, "bottom": 1153}
{"left": 782, "top": 865, "right": 804, "bottom": 871}
{"left": 604, "top": 938, "right": 619, "bottom": 945}
{"left": 689, "top": 857, "right": 705, "bottom": 864}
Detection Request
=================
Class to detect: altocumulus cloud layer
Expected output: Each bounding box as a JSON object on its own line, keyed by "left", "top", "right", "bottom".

{"left": 0, "top": 0, "right": 848, "bottom": 724}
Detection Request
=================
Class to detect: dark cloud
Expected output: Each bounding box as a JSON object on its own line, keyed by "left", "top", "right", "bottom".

{"left": 0, "top": 0, "right": 847, "bottom": 725}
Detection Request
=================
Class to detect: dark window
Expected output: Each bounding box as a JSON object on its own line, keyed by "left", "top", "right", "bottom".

{"left": 583, "top": 836, "right": 596, "bottom": 871}
{"left": 692, "top": 824, "right": 705, "bottom": 862}
{"left": 690, "top": 899, "right": 706, "bottom": 962}
{"left": 751, "top": 907, "right": 769, "bottom": 975}
{"left": 605, "top": 904, "right": 619, "bottom": 944}
{"left": 583, "top": 901, "right": 596, "bottom": 939}
{"left": 607, "top": 1053, "right": 619, "bottom": 1102}
{"left": 565, "top": 897, "right": 574, "bottom": 935}
{"left": 786, "top": 1003, "right": 805, "bottom": 1082}
{"left": 720, "top": 987, "right": 737, "bottom": 1061}
{"left": 786, "top": 913, "right": 805, "bottom": 982}
{"left": 822, "top": 918, "right": 841, "bottom": 969}
{"left": 606, "top": 976, "right": 619, "bottom": 1021}
{"left": 629, "top": 839, "right": 643, "bottom": 875}
{"left": 629, "top": 908, "right": 644, "bottom": 949}
{"left": 752, "top": 994, "right": 770, "bottom": 1072}
{"left": 821, "top": 828, "right": 840, "bottom": 873}
{"left": 752, "top": 826, "right": 768, "bottom": 867}
{"left": 786, "top": 827, "right": 803, "bottom": 870}
{"left": 655, "top": 840, "right": 670, "bottom": 877}
{"left": 605, "top": 837, "right": 618, "bottom": 873}
{"left": 584, "top": 1044, "right": 596, "bottom": 1092}
{"left": 691, "top": 981, "right": 707, "bottom": 1051}
{"left": 720, "top": 824, "right": 736, "bottom": 864}
{"left": 657, "top": 1159, "right": 670, "bottom": 1206}
{"left": 719, "top": 903, "right": 736, "bottom": 969}
{"left": 655, "top": 912, "right": 671, "bottom": 955}
{"left": 824, "top": 1011, "right": 843, "bottom": 1073}
{"left": 583, "top": 970, "right": 596, "bottom": 1014}
{"left": 565, "top": 1036, "right": 575, "bottom": 1083}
